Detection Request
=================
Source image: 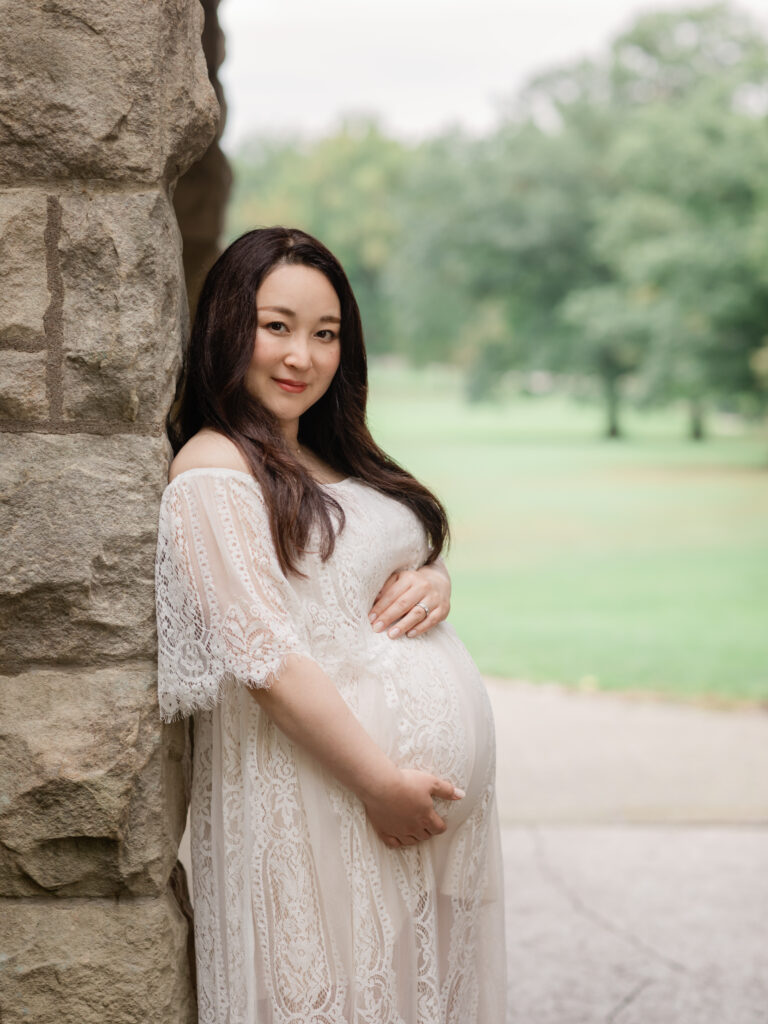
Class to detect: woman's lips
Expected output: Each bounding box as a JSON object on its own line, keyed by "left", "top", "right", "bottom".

{"left": 273, "top": 378, "right": 308, "bottom": 393}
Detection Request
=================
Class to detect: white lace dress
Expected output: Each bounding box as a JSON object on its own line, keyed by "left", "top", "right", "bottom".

{"left": 155, "top": 467, "right": 506, "bottom": 1024}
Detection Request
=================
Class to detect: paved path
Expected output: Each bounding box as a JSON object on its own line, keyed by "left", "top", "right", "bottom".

{"left": 486, "top": 677, "right": 768, "bottom": 823}
{"left": 486, "top": 678, "right": 768, "bottom": 1024}
{"left": 502, "top": 824, "right": 768, "bottom": 1024}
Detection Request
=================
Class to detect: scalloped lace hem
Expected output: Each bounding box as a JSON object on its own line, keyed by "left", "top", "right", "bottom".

{"left": 157, "top": 648, "right": 317, "bottom": 723}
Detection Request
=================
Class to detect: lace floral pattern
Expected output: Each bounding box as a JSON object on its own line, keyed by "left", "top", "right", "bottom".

{"left": 155, "top": 468, "right": 506, "bottom": 1023}
{"left": 155, "top": 471, "right": 318, "bottom": 721}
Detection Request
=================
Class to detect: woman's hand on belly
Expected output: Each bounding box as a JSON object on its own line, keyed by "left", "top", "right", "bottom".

{"left": 368, "top": 558, "right": 451, "bottom": 640}
{"left": 362, "top": 768, "right": 464, "bottom": 848}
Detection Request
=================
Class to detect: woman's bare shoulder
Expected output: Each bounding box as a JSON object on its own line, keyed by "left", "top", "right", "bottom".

{"left": 168, "top": 429, "right": 251, "bottom": 483}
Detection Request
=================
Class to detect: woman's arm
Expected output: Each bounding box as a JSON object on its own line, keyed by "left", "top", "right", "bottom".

{"left": 368, "top": 555, "right": 452, "bottom": 639}
{"left": 248, "top": 653, "right": 463, "bottom": 848}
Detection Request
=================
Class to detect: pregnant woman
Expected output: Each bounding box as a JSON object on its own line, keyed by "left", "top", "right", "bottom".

{"left": 155, "top": 227, "right": 506, "bottom": 1023}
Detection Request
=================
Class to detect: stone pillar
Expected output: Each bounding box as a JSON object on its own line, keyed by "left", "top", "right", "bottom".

{"left": 174, "top": 0, "right": 233, "bottom": 316}
{"left": 0, "top": 3, "right": 219, "bottom": 1021}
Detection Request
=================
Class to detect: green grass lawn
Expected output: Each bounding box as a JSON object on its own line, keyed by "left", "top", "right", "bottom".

{"left": 366, "top": 360, "right": 768, "bottom": 704}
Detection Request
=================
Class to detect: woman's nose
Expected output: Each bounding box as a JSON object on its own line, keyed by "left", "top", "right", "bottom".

{"left": 284, "top": 333, "right": 312, "bottom": 368}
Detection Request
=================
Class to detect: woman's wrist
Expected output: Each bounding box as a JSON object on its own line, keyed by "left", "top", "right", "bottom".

{"left": 429, "top": 556, "right": 450, "bottom": 582}
{"left": 356, "top": 759, "right": 402, "bottom": 806}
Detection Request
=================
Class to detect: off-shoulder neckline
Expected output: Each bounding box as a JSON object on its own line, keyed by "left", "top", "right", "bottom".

{"left": 162, "top": 466, "right": 353, "bottom": 496}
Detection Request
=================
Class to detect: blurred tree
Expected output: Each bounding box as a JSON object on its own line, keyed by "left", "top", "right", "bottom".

{"left": 563, "top": 123, "right": 768, "bottom": 438}
{"left": 589, "top": 12, "right": 768, "bottom": 437}
{"left": 560, "top": 283, "right": 650, "bottom": 437}
{"left": 382, "top": 130, "right": 480, "bottom": 365}
{"left": 455, "top": 121, "right": 610, "bottom": 404}
{"left": 458, "top": 2, "right": 768, "bottom": 435}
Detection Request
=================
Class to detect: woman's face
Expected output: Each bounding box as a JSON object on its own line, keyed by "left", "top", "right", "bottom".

{"left": 248, "top": 262, "right": 342, "bottom": 438}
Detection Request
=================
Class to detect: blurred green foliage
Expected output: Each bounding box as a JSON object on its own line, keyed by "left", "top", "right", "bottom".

{"left": 226, "top": 3, "right": 768, "bottom": 440}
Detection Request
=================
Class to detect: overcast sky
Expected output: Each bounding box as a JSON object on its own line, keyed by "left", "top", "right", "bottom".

{"left": 218, "top": 0, "right": 768, "bottom": 152}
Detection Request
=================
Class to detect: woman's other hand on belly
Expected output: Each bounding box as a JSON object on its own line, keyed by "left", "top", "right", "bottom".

{"left": 362, "top": 767, "right": 464, "bottom": 849}
{"left": 368, "top": 558, "right": 451, "bottom": 640}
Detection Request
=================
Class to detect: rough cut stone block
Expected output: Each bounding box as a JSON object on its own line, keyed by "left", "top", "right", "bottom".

{"left": 59, "top": 191, "right": 184, "bottom": 424}
{"left": 0, "top": 433, "right": 171, "bottom": 670}
{"left": 0, "top": 889, "right": 195, "bottom": 1023}
{"left": 163, "top": 0, "right": 223, "bottom": 184}
{"left": 0, "top": 190, "right": 48, "bottom": 347}
{"left": 0, "top": 349, "right": 48, "bottom": 421}
{"left": 0, "top": 0, "right": 219, "bottom": 186}
{"left": 0, "top": 663, "right": 188, "bottom": 897}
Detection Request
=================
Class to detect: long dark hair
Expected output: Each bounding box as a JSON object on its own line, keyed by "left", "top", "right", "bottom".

{"left": 166, "top": 226, "right": 450, "bottom": 577}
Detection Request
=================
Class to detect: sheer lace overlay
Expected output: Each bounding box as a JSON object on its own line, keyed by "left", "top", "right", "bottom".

{"left": 154, "top": 468, "right": 507, "bottom": 1024}
{"left": 155, "top": 470, "right": 317, "bottom": 721}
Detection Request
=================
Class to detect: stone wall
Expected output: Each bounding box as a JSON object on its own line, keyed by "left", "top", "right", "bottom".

{"left": 0, "top": 2, "right": 219, "bottom": 1020}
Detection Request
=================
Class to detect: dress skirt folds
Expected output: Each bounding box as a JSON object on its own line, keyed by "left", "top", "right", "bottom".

{"left": 154, "top": 468, "right": 506, "bottom": 1024}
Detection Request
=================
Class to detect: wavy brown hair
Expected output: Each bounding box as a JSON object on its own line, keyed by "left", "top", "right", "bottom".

{"left": 166, "top": 226, "right": 450, "bottom": 577}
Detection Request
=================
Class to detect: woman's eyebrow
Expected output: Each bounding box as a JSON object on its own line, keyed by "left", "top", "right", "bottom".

{"left": 259, "top": 305, "right": 341, "bottom": 324}
{"left": 258, "top": 304, "right": 294, "bottom": 316}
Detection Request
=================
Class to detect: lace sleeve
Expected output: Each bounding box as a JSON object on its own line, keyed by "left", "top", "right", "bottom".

{"left": 154, "top": 470, "right": 315, "bottom": 723}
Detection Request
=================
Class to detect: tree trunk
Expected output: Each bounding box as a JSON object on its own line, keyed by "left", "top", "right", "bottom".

{"left": 603, "top": 373, "right": 622, "bottom": 439}
{"left": 688, "top": 395, "right": 705, "bottom": 441}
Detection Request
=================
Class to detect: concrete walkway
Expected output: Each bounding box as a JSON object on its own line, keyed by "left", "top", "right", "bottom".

{"left": 502, "top": 823, "right": 768, "bottom": 1024}
{"left": 485, "top": 678, "right": 768, "bottom": 1024}
{"left": 485, "top": 677, "right": 768, "bottom": 824}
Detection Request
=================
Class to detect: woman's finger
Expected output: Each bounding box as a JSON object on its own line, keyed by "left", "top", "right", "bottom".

{"left": 368, "top": 575, "right": 412, "bottom": 625}
{"left": 431, "top": 777, "right": 465, "bottom": 802}
{"left": 428, "top": 813, "right": 448, "bottom": 836}
{"left": 403, "top": 603, "right": 439, "bottom": 639}
{"left": 389, "top": 602, "right": 439, "bottom": 639}
{"left": 371, "top": 571, "right": 401, "bottom": 608}
{"left": 370, "top": 582, "right": 425, "bottom": 632}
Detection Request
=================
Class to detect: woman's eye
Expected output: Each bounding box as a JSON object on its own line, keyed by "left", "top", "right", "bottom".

{"left": 317, "top": 329, "right": 338, "bottom": 341}
{"left": 265, "top": 321, "right": 286, "bottom": 332}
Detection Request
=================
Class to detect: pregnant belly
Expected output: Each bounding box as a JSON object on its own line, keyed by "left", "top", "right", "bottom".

{"left": 351, "top": 621, "right": 497, "bottom": 827}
